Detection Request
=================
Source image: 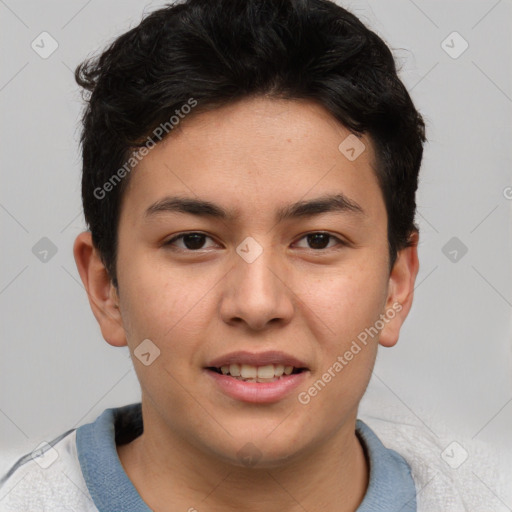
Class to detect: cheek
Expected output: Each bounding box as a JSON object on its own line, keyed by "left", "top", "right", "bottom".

{"left": 119, "top": 260, "right": 217, "bottom": 354}
{"left": 118, "top": 266, "right": 213, "bottom": 410}
{"left": 293, "top": 267, "right": 385, "bottom": 422}
{"left": 298, "top": 260, "right": 389, "bottom": 347}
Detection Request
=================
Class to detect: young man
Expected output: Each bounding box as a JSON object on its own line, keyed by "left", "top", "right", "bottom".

{"left": 1, "top": 0, "right": 429, "bottom": 510}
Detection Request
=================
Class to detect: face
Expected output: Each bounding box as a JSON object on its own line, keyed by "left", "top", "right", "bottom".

{"left": 76, "top": 97, "right": 418, "bottom": 467}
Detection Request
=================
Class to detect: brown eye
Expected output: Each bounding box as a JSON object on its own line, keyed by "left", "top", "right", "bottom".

{"left": 165, "top": 232, "right": 216, "bottom": 251}
{"left": 294, "top": 232, "right": 344, "bottom": 250}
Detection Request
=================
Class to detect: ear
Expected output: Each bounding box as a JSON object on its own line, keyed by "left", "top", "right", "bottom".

{"left": 73, "top": 231, "right": 127, "bottom": 347}
{"left": 379, "top": 231, "right": 420, "bottom": 348}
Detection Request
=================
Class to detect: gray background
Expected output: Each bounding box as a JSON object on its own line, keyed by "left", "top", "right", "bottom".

{"left": 1, "top": 0, "right": 511, "bottom": 506}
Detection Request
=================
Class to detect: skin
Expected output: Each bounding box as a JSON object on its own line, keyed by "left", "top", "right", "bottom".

{"left": 74, "top": 96, "right": 419, "bottom": 512}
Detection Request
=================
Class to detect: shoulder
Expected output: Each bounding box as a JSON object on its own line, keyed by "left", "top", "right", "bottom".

{"left": 361, "top": 417, "right": 510, "bottom": 512}
{"left": 0, "top": 429, "right": 97, "bottom": 512}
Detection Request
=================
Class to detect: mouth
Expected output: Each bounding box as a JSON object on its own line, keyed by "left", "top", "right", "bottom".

{"left": 206, "top": 363, "right": 307, "bottom": 383}
{"left": 204, "top": 351, "right": 310, "bottom": 403}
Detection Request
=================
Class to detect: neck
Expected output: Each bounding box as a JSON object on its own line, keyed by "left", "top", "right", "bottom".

{"left": 117, "top": 402, "right": 369, "bottom": 512}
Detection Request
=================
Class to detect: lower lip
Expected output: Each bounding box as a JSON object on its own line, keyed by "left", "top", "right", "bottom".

{"left": 205, "top": 369, "right": 309, "bottom": 403}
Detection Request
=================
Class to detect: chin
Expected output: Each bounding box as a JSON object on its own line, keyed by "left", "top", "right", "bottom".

{"left": 201, "top": 425, "right": 316, "bottom": 470}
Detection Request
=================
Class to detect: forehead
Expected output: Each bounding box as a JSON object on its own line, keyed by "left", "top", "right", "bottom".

{"left": 120, "top": 97, "right": 384, "bottom": 223}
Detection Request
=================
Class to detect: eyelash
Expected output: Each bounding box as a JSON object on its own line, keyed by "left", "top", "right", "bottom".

{"left": 164, "top": 231, "right": 347, "bottom": 252}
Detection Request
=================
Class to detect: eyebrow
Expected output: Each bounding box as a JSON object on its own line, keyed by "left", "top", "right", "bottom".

{"left": 144, "top": 193, "right": 365, "bottom": 222}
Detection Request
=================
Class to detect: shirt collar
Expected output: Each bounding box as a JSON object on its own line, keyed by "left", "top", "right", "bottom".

{"left": 355, "top": 419, "right": 416, "bottom": 511}
{"left": 76, "top": 403, "right": 150, "bottom": 511}
{"left": 77, "top": 403, "right": 416, "bottom": 511}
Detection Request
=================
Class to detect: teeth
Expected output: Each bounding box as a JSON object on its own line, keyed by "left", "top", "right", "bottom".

{"left": 274, "top": 364, "right": 284, "bottom": 377}
{"left": 240, "top": 364, "right": 257, "bottom": 379}
{"left": 217, "top": 363, "right": 300, "bottom": 381}
{"left": 257, "top": 365, "right": 275, "bottom": 379}
{"left": 229, "top": 363, "right": 240, "bottom": 376}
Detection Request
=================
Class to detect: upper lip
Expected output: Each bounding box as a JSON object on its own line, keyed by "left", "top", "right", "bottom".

{"left": 206, "top": 351, "right": 309, "bottom": 369}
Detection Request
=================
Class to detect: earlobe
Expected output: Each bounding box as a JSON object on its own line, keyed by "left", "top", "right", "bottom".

{"left": 379, "top": 232, "right": 420, "bottom": 348}
{"left": 73, "top": 231, "right": 127, "bottom": 347}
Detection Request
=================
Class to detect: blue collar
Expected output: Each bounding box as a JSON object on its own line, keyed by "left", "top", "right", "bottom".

{"left": 355, "top": 419, "right": 416, "bottom": 511}
{"left": 76, "top": 403, "right": 416, "bottom": 511}
{"left": 77, "top": 403, "right": 150, "bottom": 511}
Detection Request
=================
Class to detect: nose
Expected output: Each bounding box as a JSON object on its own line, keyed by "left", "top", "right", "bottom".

{"left": 219, "top": 246, "right": 295, "bottom": 331}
